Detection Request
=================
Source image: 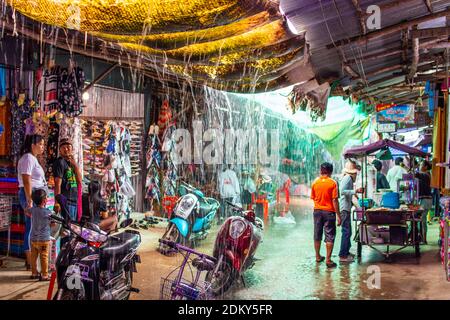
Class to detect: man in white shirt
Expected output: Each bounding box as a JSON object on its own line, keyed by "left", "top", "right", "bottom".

{"left": 217, "top": 165, "right": 240, "bottom": 221}
{"left": 386, "top": 157, "right": 408, "bottom": 191}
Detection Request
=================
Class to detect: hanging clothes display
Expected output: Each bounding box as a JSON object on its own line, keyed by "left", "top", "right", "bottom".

{"left": 59, "top": 67, "right": 85, "bottom": 117}
{"left": 37, "top": 66, "right": 61, "bottom": 112}
{"left": 0, "top": 100, "right": 12, "bottom": 156}
{"left": 161, "top": 123, "right": 177, "bottom": 197}
{"left": 45, "top": 117, "right": 60, "bottom": 186}
{"left": 37, "top": 65, "right": 85, "bottom": 117}
{"left": 11, "top": 97, "right": 33, "bottom": 162}
{"left": 81, "top": 118, "right": 142, "bottom": 219}
{"left": 145, "top": 127, "right": 162, "bottom": 211}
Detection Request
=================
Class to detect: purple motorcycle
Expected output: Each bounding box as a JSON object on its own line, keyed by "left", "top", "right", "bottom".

{"left": 159, "top": 239, "right": 216, "bottom": 300}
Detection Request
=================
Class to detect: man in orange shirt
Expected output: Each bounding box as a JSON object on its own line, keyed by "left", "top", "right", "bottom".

{"left": 311, "top": 162, "right": 341, "bottom": 268}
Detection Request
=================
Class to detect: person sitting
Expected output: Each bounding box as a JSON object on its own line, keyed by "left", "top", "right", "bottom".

{"left": 372, "top": 159, "right": 390, "bottom": 192}
{"left": 82, "top": 181, "right": 118, "bottom": 233}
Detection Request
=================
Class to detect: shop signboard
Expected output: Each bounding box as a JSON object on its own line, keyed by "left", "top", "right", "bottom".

{"left": 377, "top": 104, "right": 415, "bottom": 124}
{"left": 375, "top": 103, "right": 395, "bottom": 112}
{"left": 376, "top": 122, "right": 397, "bottom": 133}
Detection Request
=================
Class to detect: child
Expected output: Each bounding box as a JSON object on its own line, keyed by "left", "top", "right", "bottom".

{"left": 29, "top": 188, "right": 52, "bottom": 281}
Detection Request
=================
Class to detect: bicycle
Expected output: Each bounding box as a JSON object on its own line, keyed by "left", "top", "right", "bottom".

{"left": 159, "top": 239, "right": 216, "bottom": 300}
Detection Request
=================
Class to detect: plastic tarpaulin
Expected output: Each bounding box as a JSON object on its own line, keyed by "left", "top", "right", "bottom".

{"left": 343, "top": 139, "right": 430, "bottom": 159}
{"left": 308, "top": 117, "right": 371, "bottom": 160}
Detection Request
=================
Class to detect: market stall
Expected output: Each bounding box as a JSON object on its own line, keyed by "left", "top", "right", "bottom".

{"left": 344, "top": 139, "right": 430, "bottom": 260}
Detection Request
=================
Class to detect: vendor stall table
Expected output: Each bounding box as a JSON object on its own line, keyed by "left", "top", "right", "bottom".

{"left": 344, "top": 139, "right": 430, "bottom": 260}
{"left": 354, "top": 208, "right": 423, "bottom": 259}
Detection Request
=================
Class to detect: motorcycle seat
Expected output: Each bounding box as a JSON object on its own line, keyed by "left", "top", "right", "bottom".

{"left": 198, "top": 199, "right": 218, "bottom": 218}
{"left": 192, "top": 257, "right": 215, "bottom": 271}
{"left": 100, "top": 230, "right": 141, "bottom": 259}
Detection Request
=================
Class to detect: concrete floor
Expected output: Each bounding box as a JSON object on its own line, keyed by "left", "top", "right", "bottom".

{"left": 1, "top": 197, "right": 449, "bottom": 300}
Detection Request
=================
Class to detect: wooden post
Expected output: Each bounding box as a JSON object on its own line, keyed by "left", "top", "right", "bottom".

{"left": 408, "top": 37, "right": 420, "bottom": 81}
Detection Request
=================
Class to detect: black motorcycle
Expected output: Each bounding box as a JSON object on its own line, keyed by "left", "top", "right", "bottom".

{"left": 51, "top": 195, "right": 141, "bottom": 300}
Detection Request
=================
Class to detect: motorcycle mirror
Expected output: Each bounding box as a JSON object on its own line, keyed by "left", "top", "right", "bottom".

{"left": 119, "top": 218, "right": 133, "bottom": 229}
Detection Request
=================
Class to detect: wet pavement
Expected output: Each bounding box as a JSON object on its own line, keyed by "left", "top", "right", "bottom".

{"left": 1, "top": 197, "right": 449, "bottom": 300}
{"left": 224, "top": 198, "right": 450, "bottom": 300}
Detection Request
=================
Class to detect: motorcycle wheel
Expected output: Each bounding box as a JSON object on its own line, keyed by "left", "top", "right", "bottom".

{"left": 205, "top": 259, "right": 235, "bottom": 297}
{"left": 159, "top": 223, "right": 189, "bottom": 254}
{"left": 59, "top": 289, "right": 82, "bottom": 300}
{"left": 123, "top": 269, "right": 133, "bottom": 300}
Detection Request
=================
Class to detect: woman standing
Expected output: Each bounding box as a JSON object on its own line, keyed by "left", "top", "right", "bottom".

{"left": 17, "top": 134, "right": 47, "bottom": 269}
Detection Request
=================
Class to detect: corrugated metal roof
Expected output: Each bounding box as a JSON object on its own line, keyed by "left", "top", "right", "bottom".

{"left": 282, "top": 0, "right": 450, "bottom": 104}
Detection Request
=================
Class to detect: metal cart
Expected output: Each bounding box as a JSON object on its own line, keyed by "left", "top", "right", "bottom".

{"left": 354, "top": 208, "right": 423, "bottom": 259}
{"left": 344, "top": 139, "right": 430, "bottom": 260}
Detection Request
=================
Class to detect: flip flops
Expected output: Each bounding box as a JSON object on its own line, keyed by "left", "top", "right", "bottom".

{"left": 316, "top": 256, "right": 325, "bottom": 263}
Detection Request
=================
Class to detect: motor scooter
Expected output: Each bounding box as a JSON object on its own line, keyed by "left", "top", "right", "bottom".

{"left": 52, "top": 195, "right": 141, "bottom": 300}
{"left": 205, "top": 201, "right": 264, "bottom": 296}
{"left": 159, "top": 181, "right": 220, "bottom": 252}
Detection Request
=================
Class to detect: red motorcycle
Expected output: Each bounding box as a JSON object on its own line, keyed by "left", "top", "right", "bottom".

{"left": 206, "top": 201, "right": 264, "bottom": 296}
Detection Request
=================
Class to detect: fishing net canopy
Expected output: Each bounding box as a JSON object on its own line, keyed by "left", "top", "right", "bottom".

{"left": 9, "top": 0, "right": 307, "bottom": 93}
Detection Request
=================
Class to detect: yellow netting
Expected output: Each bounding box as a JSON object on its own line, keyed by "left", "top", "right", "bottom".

{"left": 9, "top": 0, "right": 307, "bottom": 92}
{"left": 117, "top": 20, "right": 287, "bottom": 60}
{"left": 10, "top": 0, "right": 270, "bottom": 33}
{"left": 165, "top": 46, "right": 304, "bottom": 81}
{"left": 91, "top": 11, "right": 274, "bottom": 49}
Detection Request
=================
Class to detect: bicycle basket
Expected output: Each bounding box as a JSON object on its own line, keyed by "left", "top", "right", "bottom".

{"left": 160, "top": 277, "right": 212, "bottom": 300}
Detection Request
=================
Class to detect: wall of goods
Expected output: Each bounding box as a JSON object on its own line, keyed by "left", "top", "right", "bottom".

{"left": 0, "top": 64, "right": 145, "bottom": 258}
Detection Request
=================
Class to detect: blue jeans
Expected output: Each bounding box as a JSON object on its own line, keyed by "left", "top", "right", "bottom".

{"left": 68, "top": 204, "right": 78, "bottom": 222}
{"left": 19, "top": 188, "right": 32, "bottom": 251}
{"left": 339, "top": 210, "right": 352, "bottom": 257}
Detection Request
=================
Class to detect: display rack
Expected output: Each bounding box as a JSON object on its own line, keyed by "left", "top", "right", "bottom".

{"left": 0, "top": 195, "right": 13, "bottom": 258}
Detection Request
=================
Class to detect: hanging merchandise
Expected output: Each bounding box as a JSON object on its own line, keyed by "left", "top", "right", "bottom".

{"left": 59, "top": 66, "right": 85, "bottom": 117}
{"left": 161, "top": 123, "right": 178, "bottom": 197}
{"left": 11, "top": 97, "right": 33, "bottom": 162}
{"left": 145, "top": 124, "right": 162, "bottom": 211}
{"left": 128, "top": 121, "right": 144, "bottom": 177}
{"left": 45, "top": 117, "right": 60, "bottom": 187}
{"left": 81, "top": 118, "right": 142, "bottom": 219}
{"left": 157, "top": 100, "right": 173, "bottom": 140}
{"left": 37, "top": 66, "right": 61, "bottom": 113}
{"left": 37, "top": 64, "right": 85, "bottom": 117}
{"left": 0, "top": 99, "right": 12, "bottom": 156}
{"left": 147, "top": 125, "right": 162, "bottom": 169}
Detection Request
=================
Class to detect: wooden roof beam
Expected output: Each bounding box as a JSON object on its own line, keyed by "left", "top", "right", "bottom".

{"left": 365, "top": 64, "right": 403, "bottom": 78}
{"left": 326, "top": 7, "right": 450, "bottom": 49}
{"left": 351, "top": 0, "right": 367, "bottom": 35}
{"left": 347, "top": 47, "right": 403, "bottom": 64}
{"left": 408, "top": 37, "right": 420, "bottom": 81}
{"left": 424, "top": 0, "right": 433, "bottom": 13}
{"left": 411, "top": 27, "right": 450, "bottom": 38}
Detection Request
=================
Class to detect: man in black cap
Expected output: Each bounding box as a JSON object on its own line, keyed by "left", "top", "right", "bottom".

{"left": 53, "top": 139, "right": 82, "bottom": 221}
